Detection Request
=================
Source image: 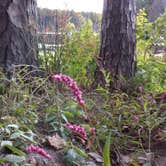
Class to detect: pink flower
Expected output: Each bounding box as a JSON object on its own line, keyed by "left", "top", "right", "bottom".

{"left": 52, "top": 74, "right": 85, "bottom": 106}
{"left": 26, "top": 145, "right": 52, "bottom": 160}
{"left": 89, "top": 127, "right": 96, "bottom": 135}
{"left": 65, "top": 123, "right": 87, "bottom": 139}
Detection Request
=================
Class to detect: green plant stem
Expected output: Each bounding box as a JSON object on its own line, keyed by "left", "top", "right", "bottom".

{"left": 148, "top": 129, "right": 151, "bottom": 153}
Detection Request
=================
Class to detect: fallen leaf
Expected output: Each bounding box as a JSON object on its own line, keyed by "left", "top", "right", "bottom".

{"left": 47, "top": 134, "right": 66, "bottom": 150}
{"left": 1, "top": 116, "right": 16, "bottom": 121}
{"left": 88, "top": 152, "right": 103, "bottom": 163}
{"left": 120, "top": 154, "right": 133, "bottom": 165}
{"left": 69, "top": 132, "right": 87, "bottom": 145}
{"left": 86, "top": 135, "right": 96, "bottom": 150}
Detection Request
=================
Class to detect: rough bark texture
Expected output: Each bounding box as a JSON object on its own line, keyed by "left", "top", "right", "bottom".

{"left": 0, "top": 0, "right": 38, "bottom": 71}
{"left": 97, "top": 0, "right": 136, "bottom": 90}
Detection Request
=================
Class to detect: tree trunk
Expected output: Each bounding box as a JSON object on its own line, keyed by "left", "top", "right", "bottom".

{"left": 0, "top": 0, "right": 38, "bottom": 71}
{"left": 97, "top": 0, "right": 136, "bottom": 91}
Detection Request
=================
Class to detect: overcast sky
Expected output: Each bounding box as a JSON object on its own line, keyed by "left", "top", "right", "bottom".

{"left": 37, "top": 0, "right": 103, "bottom": 13}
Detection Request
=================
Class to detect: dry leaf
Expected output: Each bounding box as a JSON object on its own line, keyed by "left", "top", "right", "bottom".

{"left": 86, "top": 135, "right": 96, "bottom": 150}
{"left": 1, "top": 116, "right": 16, "bottom": 121}
{"left": 120, "top": 154, "right": 133, "bottom": 165}
{"left": 70, "top": 132, "right": 87, "bottom": 145}
{"left": 47, "top": 134, "right": 66, "bottom": 150}
{"left": 88, "top": 152, "right": 103, "bottom": 163}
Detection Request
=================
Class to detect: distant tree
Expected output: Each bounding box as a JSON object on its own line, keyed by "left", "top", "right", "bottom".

{"left": 136, "top": 0, "right": 151, "bottom": 10}
{"left": 37, "top": 9, "right": 101, "bottom": 32}
{"left": 97, "top": 0, "right": 136, "bottom": 91}
{"left": 147, "top": 0, "right": 166, "bottom": 21}
{"left": 0, "top": 0, "right": 38, "bottom": 71}
{"left": 135, "top": 0, "right": 166, "bottom": 20}
{"left": 81, "top": 12, "right": 102, "bottom": 32}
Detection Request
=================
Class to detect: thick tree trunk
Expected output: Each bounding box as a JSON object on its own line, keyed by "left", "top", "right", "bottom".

{"left": 97, "top": 0, "right": 136, "bottom": 91}
{"left": 0, "top": 0, "right": 38, "bottom": 71}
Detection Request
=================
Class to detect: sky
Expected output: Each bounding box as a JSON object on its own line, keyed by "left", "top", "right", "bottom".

{"left": 37, "top": 0, "right": 103, "bottom": 13}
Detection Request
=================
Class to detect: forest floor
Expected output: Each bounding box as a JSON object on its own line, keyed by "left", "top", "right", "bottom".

{"left": 25, "top": 141, "right": 166, "bottom": 166}
{"left": 0, "top": 63, "right": 166, "bottom": 166}
{"left": 23, "top": 90, "right": 166, "bottom": 166}
{"left": 24, "top": 112, "right": 166, "bottom": 166}
{"left": 25, "top": 119, "right": 166, "bottom": 166}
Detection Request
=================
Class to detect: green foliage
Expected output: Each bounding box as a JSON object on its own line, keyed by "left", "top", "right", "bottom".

{"left": 39, "top": 20, "right": 99, "bottom": 86}
{"left": 38, "top": 8, "right": 101, "bottom": 32}
{"left": 4, "top": 154, "right": 26, "bottom": 164}
{"left": 1, "top": 7, "right": 166, "bottom": 164}
{"left": 0, "top": 123, "right": 36, "bottom": 149}
{"left": 89, "top": 90, "right": 165, "bottom": 155}
{"left": 136, "top": 8, "right": 153, "bottom": 57}
{"left": 152, "top": 10, "right": 166, "bottom": 46}
{"left": 87, "top": 57, "right": 166, "bottom": 155}
{"left": 0, "top": 122, "right": 36, "bottom": 165}
{"left": 63, "top": 148, "right": 84, "bottom": 166}
{"left": 135, "top": 58, "right": 166, "bottom": 92}
{"left": 136, "top": 9, "right": 166, "bottom": 59}
{"left": 102, "top": 133, "right": 111, "bottom": 166}
{"left": 0, "top": 67, "right": 90, "bottom": 165}
{"left": 61, "top": 20, "right": 99, "bottom": 86}
{"left": 2, "top": 144, "right": 26, "bottom": 156}
{"left": 0, "top": 55, "right": 166, "bottom": 165}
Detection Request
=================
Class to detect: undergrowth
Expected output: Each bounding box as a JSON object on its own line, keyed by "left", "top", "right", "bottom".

{"left": 0, "top": 57, "right": 165, "bottom": 165}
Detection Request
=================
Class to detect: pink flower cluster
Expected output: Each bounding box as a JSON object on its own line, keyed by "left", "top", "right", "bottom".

{"left": 65, "top": 123, "right": 87, "bottom": 139}
{"left": 52, "top": 74, "right": 85, "bottom": 106}
{"left": 26, "top": 145, "right": 52, "bottom": 160}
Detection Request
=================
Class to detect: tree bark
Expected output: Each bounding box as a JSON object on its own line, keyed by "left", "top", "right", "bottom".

{"left": 0, "top": 0, "right": 38, "bottom": 71}
{"left": 97, "top": 0, "right": 136, "bottom": 91}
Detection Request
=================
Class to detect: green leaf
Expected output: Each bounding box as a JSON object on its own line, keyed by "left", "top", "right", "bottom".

{"left": 10, "top": 130, "right": 23, "bottom": 139}
{"left": 73, "top": 146, "right": 88, "bottom": 158}
{"left": 102, "top": 133, "right": 111, "bottom": 166}
{"left": 81, "top": 124, "right": 91, "bottom": 132}
{"left": 3, "top": 145, "right": 26, "bottom": 156}
{"left": 21, "top": 131, "right": 36, "bottom": 142}
{"left": 0, "top": 157, "right": 7, "bottom": 164}
{"left": 65, "top": 105, "right": 77, "bottom": 111}
{"left": 61, "top": 114, "right": 68, "bottom": 123}
{"left": 64, "top": 111, "right": 74, "bottom": 121}
{"left": 5, "top": 154, "right": 25, "bottom": 163}
{"left": 1, "top": 141, "right": 13, "bottom": 147}
{"left": 46, "top": 114, "right": 56, "bottom": 123}
{"left": 10, "top": 130, "right": 36, "bottom": 143}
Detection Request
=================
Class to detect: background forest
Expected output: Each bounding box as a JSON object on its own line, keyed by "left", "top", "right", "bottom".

{"left": 0, "top": 0, "right": 166, "bottom": 166}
